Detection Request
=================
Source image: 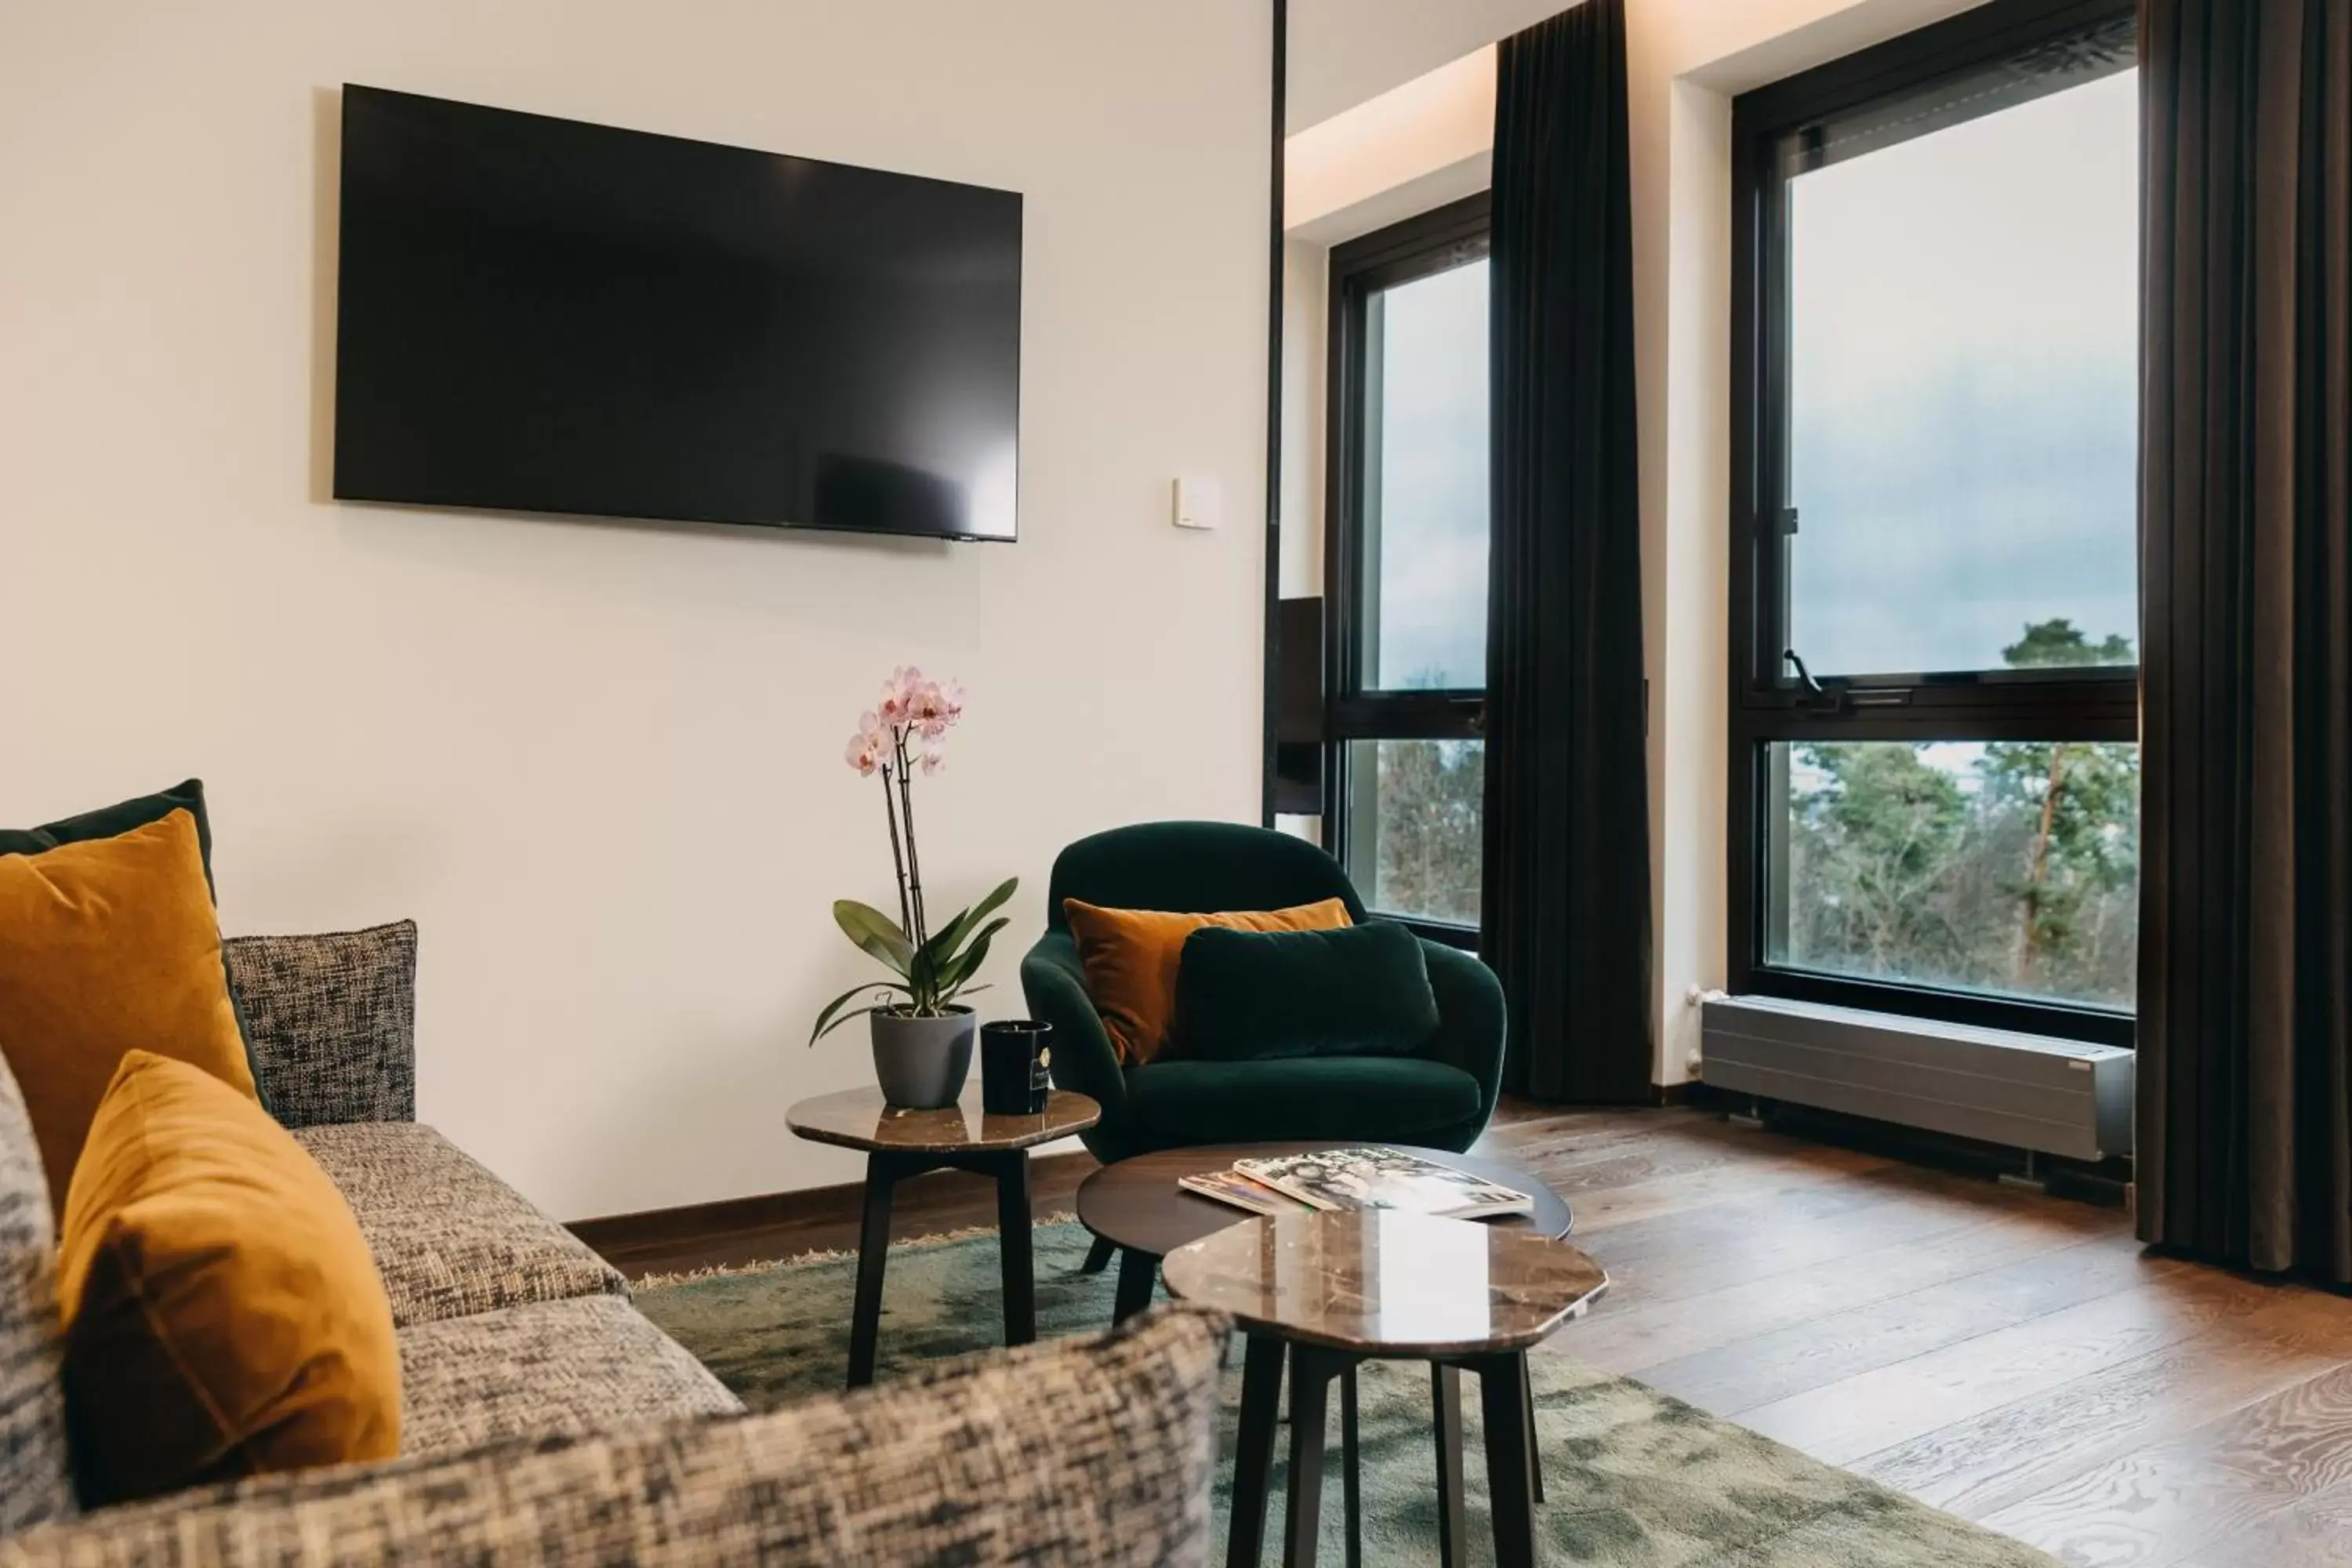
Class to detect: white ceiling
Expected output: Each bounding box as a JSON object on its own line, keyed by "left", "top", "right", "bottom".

{"left": 1285, "top": 0, "right": 1580, "bottom": 132}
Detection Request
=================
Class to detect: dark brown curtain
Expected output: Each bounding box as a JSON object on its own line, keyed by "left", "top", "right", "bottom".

{"left": 1481, "top": 0, "right": 1653, "bottom": 1103}
{"left": 2139, "top": 0, "right": 2352, "bottom": 1282}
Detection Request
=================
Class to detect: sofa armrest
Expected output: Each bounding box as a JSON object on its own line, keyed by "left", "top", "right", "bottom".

{"left": 1419, "top": 940, "right": 1507, "bottom": 1129}
{"left": 1018, "top": 931, "right": 1131, "bottom": 1161}
{"left": 0, "top": 1305, "right": 1230, "bottom": 1568}
{"left": 222, "top": 922, "right": 417, "bottom": 1128}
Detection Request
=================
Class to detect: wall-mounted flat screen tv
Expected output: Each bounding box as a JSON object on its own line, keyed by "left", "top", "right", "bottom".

{"left": 333, "top": 85, "right": 1021, "bottom": 541}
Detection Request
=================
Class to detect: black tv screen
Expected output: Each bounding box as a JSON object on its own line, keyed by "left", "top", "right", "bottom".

{"left": 332, "top": 86, "right": 1021, "bottom": 541}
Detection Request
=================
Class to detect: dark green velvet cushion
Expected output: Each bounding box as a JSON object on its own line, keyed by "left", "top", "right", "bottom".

{"left": 1171, "top": 920, "right": 1439, "bottom": 1062}
{"left": 0, "top": 780, "right": 267, "bottom": 1110}
{"left": 1123, "top": 1055, "right": 1483, "bottom": 1149}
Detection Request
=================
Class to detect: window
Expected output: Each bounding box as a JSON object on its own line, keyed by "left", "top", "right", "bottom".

{"left": 1327, "top": 194, "right": 1490, "bottom": 940}
{"left": 1730, "top": 0, "right": 2140, "bottom": 1043}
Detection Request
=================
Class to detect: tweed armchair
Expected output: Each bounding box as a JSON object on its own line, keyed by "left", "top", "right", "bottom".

{"left": 1018, "top": 822, "right": 1508, "bottom": 1168}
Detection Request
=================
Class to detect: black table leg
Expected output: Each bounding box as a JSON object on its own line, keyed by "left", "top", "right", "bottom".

{"left": 846, "top": 1153, "right": 898, "bottom": 1388}
{"left": 1432, "top": 1364, "right": 1467, "bottom": 1568}
{"left": 993, "top": 1151, "right": 1036, "bottom": 1346}
{"left": 1283, "top": 1348, "right": 1340, "bottom": 1568}
{"left": 1341, "top": 1366, "right": 1362, "bottom": 1568}
{"left": 1113, "top": 1247, "right": 1160, "bottom": 1323}
{"left": 1080, "top": 1234, "right": 1117, "bottom": 1274}
{"left": 1227, "top": 1334, "right": 1286, "bottom": 1568}
{"left": 1478, "top": 1352, "right": 1539, "bottom": 1568}
{"left": 1521, "top": 1352, "right": 1544, "bottom": 1504}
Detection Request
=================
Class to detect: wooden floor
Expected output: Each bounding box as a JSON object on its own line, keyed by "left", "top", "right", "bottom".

{"left": 591, "top": 1102, "right": 2352, "bottom": 1568}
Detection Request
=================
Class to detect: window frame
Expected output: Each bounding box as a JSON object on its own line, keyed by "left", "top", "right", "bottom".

{"left": 1727, "top": 0, "right": 2141, "bottom": 1046}
{"left": 1324, "top": 191, "right": 1492, "bottom": 947}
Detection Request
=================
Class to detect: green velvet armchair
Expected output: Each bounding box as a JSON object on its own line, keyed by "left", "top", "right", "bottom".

{"left": 1018, "top": 822, "right": 1508, "bottom": 1169}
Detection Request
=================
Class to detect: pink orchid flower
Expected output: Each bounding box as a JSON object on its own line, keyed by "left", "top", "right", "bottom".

{"left": 844, "top": 728, "right": 887, "bottom": 776}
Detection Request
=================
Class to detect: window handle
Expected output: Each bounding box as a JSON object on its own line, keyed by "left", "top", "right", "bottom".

{"left": 1783, "top": 650, "right": 1845, "bottom": 715}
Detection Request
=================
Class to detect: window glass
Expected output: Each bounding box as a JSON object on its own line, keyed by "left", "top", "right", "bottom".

{"left": 1766, "top": 736, "right": 2139, "bottom": 1008}
{"left": 1345, "top": 739, "right": 1484, "bottom": 925}
{"left": 1360, "top": 260, "right": 1489, "bottom": 691}
{"left": 1783, "top": 69, "right": 2139, "bottom": 678}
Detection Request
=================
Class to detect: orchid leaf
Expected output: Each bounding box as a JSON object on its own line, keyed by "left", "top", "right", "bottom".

{"left": 907, "top": 942, "right": 940, "bottom": 1008}
{"left": 938, "top": 917, "right": 1010, "bottom": 993}
{"left": 961, "top": 877, "right": 1020, "bottom": 933}
{"left": 833, "top": 901, "right": 913, "bottom": 975}
{"left": 913, "top": 877, "right": 1018, "bottom": 983}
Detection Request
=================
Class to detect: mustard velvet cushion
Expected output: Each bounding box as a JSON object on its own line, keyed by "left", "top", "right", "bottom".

{"left": 0, "top": 809, "right": 260, "bottom": 1218}
{"left": 58, "top": 1051, "right": 400, "bottom": 1506}
{"left": 1060, "top": 896, "right": 1353, "bottom": 1065}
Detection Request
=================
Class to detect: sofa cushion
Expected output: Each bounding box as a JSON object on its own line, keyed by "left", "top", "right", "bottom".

{"left": 1171, "top": 920, "right": 1440, "bottom": 1061}
{"left": 0, "top": 1054, "right": 73, "bottom": 1533}
{"left": 1123, "top": 1054, "right": 1484, "bottom": 1149}
{"left": 0, "top": 1305, "right": 1228, "bottom": 1568}
{"left": 0, "top": 808, "right": 263, "bottom": 1218}
{"left": 398, "top": 1294, "right": 739, "bottom": 1455}
{"left": 292, "top": 1123, "right": 624, "bottom": 1327}
{"left": 59, "top": 1053, "right": 400, "bottom": 1506}
{"left": 0, "top": 779, "right": 218, "bottom": 894}
{"left": 224, "top": 923, "right": 417, "bottom": 1128}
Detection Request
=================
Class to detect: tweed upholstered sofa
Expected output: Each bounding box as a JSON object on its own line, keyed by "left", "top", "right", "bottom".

{"left": 0, "top": 922, "right": 1228, "bottom": 1566}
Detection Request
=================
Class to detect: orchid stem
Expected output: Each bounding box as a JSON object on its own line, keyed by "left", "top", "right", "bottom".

{"left": 880, "top": 762, "right": 913, "bottom": 943}
{"left": 895, "top": 728, "right": 928, "bottom": 960}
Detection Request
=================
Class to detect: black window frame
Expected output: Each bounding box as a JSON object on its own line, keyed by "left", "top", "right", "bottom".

{"left": 1324, "top": 191, "right": 1492, "bottom": 950}
{"left": 1728, "top": 0, "right": 2141, "bottom": 1046}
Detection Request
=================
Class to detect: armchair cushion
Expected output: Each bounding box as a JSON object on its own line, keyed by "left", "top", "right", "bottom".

{"left": 1171, "top": 921, "right": 1438, "bottom": 1062}
{"left": 1123, "top": 1055, "right": 1483, "bottom": 1150}
{"left": 1061, "top": 896, "right": 1351, "bottom": 1065}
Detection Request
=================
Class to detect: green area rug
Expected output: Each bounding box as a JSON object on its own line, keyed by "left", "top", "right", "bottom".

{"left": 634, "top": 1221, "right": 2058, "bottom": 1567}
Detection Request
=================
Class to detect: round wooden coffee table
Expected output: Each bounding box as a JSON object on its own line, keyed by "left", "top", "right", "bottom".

{"left": 1074, "top": 1142, "right": 1573, "bottom": 1323}
{"left": 1164, "top": 1211, "right": 1608, "bottom": 1568}
{"left": 786, "top": 1085, "right": 1099, "bottom": 1388}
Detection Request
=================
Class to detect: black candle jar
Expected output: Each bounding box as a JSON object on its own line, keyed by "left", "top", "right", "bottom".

{"left": 979, "top": 1019, "right": 1054, "bottom": 1116}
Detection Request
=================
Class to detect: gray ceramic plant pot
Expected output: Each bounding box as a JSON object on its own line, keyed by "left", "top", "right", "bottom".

{"left": 869, "top": 1006, "right": 975, "bottom": 1109}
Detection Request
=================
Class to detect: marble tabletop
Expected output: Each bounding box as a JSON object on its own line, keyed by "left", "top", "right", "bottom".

{"left": 784, "top": 1085, "right": 1100, "bottom": 1155}
{"left": 1160, "top": 1210, "right": 1609, "bottom": 1356}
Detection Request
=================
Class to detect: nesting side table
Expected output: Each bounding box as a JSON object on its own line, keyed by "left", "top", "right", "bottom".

{"left": 786, "top": 1085, "right": 1100, "bottom": 1388}
{"left": 1163, "top": 1210, "right": 1609, "bottom": 1568}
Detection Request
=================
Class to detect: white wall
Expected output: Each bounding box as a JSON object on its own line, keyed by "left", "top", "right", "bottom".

{"left": 0, "top": 0, "right": 1271, "bottom": 1220}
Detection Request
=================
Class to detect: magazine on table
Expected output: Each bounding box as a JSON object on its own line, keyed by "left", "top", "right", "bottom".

{"left": 1225, "top": 1147, "right": 1533, "bottom": 1221}
{"left": 1175, "top": 1169, "right": 1319, "bottom": 1217}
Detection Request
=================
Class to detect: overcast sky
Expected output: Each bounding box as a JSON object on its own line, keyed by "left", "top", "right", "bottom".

{"left": 1359, "top": 67, "right": 2140, "bottom": 691}
{"left": 1368, "top": 258, "right": 1489, "bottom": 690}
{"left": 1789, "top": 67, "right": 2140, "bottom": 676}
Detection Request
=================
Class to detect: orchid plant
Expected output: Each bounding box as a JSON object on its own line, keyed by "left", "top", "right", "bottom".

{"left": 809, "top": 666, "right": 1015, "bottom": 1044}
